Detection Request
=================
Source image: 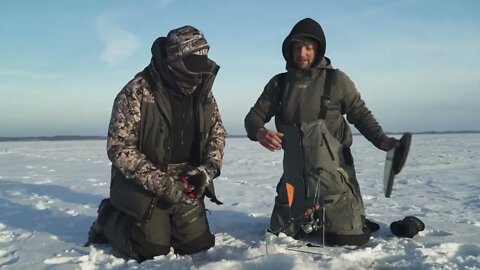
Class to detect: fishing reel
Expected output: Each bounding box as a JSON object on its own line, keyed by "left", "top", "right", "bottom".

{"left": 301, "top": 204, "right": 324, "bottom": 234}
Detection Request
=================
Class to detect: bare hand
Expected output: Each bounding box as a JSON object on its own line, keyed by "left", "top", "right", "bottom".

{"left": 256, "top": 128, "right": 284, "bottom": 151}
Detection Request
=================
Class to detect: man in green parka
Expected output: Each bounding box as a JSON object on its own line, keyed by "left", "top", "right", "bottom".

{"left": 85, "top": 25, "right": 226, "bottom": 261}
{"left": 245, "top": 18, "right": 398, "bottom": 246}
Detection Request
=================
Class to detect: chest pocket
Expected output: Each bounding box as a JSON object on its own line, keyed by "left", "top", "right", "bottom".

{"left": 275, "top": 69, "right": 336, "bottom": 126}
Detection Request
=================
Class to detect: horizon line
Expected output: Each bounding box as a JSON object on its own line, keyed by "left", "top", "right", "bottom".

{"left": 1, "top": 130, "right": 480, "bottom": 142}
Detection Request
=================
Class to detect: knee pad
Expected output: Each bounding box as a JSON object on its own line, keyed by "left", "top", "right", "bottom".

{"left": 174, "top": 231, "right": 215, "bottom": 255}
{"left": 323, "top": 227, "right": 371, "bottom": 246}
{"left": 130, "top": 240, "right": 170, "bottom": 262}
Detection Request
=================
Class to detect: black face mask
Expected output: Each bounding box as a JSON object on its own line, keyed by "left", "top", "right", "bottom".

{"left": 167, "top": 54, "right": 212, "bottom": 95}
{"left": 167, "top": 61, "right": 202, "bottom": 95}
{"left": 182, "top": 54, "right": 210, "bottom": 74}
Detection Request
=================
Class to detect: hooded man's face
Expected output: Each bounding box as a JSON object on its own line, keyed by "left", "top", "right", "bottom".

{"left": 291, "top": 40, "right": 317, "bottom": 70}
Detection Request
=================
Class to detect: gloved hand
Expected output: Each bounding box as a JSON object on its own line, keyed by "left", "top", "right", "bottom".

{"left": 377, "top": 135, "right": 400, "bottom": 151}
{"left": 155, "top": 174, "right": 197, "bottom": 205}
{"left": 185, "top": 166, "right": 211, "bottom": 199}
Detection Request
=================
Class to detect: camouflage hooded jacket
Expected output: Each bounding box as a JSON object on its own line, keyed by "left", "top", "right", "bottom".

{"left": 107, "top": 38, "right": 226, "bottom": 217}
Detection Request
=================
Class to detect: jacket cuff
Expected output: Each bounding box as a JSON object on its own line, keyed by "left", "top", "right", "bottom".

{"left": 202, "top": 162, "right": 219, "bottom": 179}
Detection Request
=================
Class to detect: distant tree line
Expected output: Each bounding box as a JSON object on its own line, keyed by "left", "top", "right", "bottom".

{"left": 0, "top": 135, "right": 107, "bottom": 142}
{"left": 0, "top": 131, "right": 479, "bottom": 142}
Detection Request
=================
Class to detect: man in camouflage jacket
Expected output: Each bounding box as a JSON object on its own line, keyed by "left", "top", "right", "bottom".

{"left": 86, "top": 25, "right": 226, "bottom": 261}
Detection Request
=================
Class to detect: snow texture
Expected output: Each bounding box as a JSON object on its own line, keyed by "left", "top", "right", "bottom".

{"left": 0, "top": 134, "right": 479, "bottom": 269}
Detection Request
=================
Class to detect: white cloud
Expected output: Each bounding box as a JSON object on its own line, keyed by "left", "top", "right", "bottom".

{"left": 156, "top": 0, "right": 173, "bottom": 8}
{"left": 95, "top": 12, "right": 139, "bottom": 66}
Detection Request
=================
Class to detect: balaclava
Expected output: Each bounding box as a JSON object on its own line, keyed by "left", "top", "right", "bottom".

{"left": 164, "top": 25, "right": 212, "bottom": 95}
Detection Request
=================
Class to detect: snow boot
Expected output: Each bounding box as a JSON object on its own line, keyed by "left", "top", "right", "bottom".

{"left": 84, "top": 198, "right": 115, "bottom": 246}
{"left": 365, "top": 218, "right": 380, "bottom": 232}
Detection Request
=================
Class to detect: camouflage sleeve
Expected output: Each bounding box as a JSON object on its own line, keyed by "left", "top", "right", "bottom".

{"left": 201, "top": 92, "right": 227, "bottom": 179}
{"left": 106, "top": 79, "right": 166, "bottom": 193}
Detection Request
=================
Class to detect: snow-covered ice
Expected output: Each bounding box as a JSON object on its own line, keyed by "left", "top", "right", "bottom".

{"left": 0, "top": 134, "right": 479, "bottom": 269}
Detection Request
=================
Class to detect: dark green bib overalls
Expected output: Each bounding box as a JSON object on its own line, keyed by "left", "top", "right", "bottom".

{"left": 269, "top": 69, "right": 366, "bottom": 237}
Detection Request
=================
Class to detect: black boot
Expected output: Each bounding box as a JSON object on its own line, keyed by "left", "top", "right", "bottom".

{"left": 84, "top": 198, "right": 115, "bottom": 246}
{"left": 365, "top": 218, "right": 380, "bottom": 232}
{"left": 390, "top": 216, "right": 425, "bottom": 238}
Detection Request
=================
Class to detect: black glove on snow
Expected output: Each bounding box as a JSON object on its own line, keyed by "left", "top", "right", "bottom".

{"left": 390, "top": 216, "right": 425, "bottom": 238}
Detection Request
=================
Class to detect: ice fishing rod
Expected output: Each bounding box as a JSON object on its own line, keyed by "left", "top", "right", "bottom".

{"left": 266, "top": 178, "right": 326, "bottom": 252}
{"left": 264, "top": 184, "right": 325, "bottom": 255}
{"left": 302, "top": 177, "right": 325, "bottom": 246}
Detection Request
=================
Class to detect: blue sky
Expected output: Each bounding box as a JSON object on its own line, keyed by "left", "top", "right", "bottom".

{"left": 1, "top": 0, "right": 479, "bottom": 137}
